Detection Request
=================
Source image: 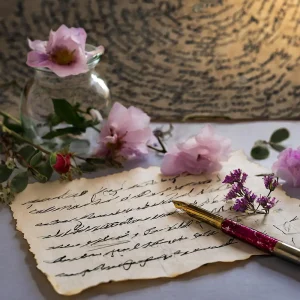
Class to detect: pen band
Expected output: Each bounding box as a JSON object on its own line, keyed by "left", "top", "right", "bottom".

{"left": 273, "top": 242, "right": 300, "bottom": 264}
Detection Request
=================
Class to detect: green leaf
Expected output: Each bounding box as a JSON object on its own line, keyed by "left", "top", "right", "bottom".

{"left": 251, "top": 146, "right": 270, "bottom": 160}
{"left": 270, "top": 143, "right": 285, "bottom": 152}
{"left": 18, "top": 145, "right": 36, "bottom": 162}
{"left": 40, "top": 141, "right": 58, "bottom": 151}
{"left": 10, "top": 172, "right": 28, "bottom": 193}
{"left": 42, "top": 127, "right": 83, "bottom": 139}
{"left": 30, "top": 151, "right": 43, "bottom": 167}
{"left": 270, "top": 128, "right": 290, "bottom": 143}
{"left": 3, "top": 117, "right": 23, "bottom": 134}
{"left": 0, "top": 165, "right": 13, "bottom": 183}
{"left": 52, "top": 99, "right": 85, "bottom": 127}
{"left": 48, "top": 114, "right": 62, "bottom": 127}
{"left": 33, "top": 160, "right": 53, "bottom": 183}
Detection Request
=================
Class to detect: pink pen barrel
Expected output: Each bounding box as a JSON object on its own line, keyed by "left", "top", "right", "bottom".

{"left": 221, "top": 219, "right": 278, "bottom": 253}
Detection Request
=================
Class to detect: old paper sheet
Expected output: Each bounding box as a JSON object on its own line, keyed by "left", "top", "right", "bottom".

{"left": 10, "top": 151, "right": 300, "bottom": 295}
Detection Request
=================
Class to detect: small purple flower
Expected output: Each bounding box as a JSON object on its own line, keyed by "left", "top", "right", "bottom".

{"left": 264, "top": 175, "right": 278, "bottom": 191}
{"left": 225, "top": 183, "right": 242, "bottom": 200}
{"left": 257, "top": 196, "right": 277, "bottom": 209}
{"left": 223, "top": 169, "right": 248, "bottom": 185}
{"left": 233, "top": 197, "right": 249, "bottom": 212}
{"left": 243, "top": 188, "right": 257, "bottom": 203}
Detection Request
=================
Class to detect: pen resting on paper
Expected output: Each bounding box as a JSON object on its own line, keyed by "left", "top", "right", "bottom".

{"left": 173, "top": 200, "right": 300, "bottom": 265}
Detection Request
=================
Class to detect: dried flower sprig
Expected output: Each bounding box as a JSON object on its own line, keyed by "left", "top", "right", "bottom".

{"left": 223, "top": 169, "right": 278, "bottom": 214}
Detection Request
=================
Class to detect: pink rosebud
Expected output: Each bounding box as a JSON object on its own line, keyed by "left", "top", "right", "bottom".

{"left": 96, "top": 102, "right": 153, "bottom": 161}
{"left": 26, "top": 24, "right": 103, "bottom": 77}
{"left": 272, "top": 147, "right": 300, "bottom": 187}
{"left": 161, "top": 125, "right": 231, "bottom": 176}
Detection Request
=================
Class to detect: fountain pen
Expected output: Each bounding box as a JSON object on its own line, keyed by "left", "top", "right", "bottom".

{"left": 173, "top": 200, "right": 300, "bottom": 265}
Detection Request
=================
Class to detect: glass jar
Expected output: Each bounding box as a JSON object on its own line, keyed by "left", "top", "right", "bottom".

{"left": 20, "top": 45, "right": 111, "bottom": 155}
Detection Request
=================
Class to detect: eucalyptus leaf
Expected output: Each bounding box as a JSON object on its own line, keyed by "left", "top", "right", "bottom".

{"left": 270, "top": 143, "right": 285, "bottom": 152}
{"left": 3, "top": 117, "right": 23, "bottom": 134}
{"left": 52, "top": 99, "right": 85, "bottom": 127}
{"left": 270, "top": 128, "right": 289, "bottom": 143}
{"left": 42, "top": 127, "right": 83, "bottom": 139}
{"left": 0, "top": 165, "right": 13, "bottom": 183}
{"left": 10, "top": 171, "right": 28, "bottom": 193}
{"left": 33, "top": 160, "right": 53, "bottom": 183}
{"left": 48, "top": 114, "right": 62, "bottom": 127}
{"left": 18, "top": 145, "right": 36, "bottom": 162}
{"left": 251, "top": 146, "right": 270, "bottom": 160}
{"left": 30, "top": 151, "right": 43, "bottom": 167}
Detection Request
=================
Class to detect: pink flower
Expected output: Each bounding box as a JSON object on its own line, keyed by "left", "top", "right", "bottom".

{"left": 161, "top": 125, "right": 231, "bottom": 175}
{"left": 272, "top": 147, "right": 300, "bottom": 187}
{"left": 26, "top": 24, "right": 98, "bottom": 77}
{"left": 96, "top": 102, "right": 153, "bottom": 160}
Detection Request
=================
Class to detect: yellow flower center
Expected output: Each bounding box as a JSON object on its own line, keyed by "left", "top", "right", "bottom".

{"left": 50, "top": 48, "right": 76, "bottom": 65}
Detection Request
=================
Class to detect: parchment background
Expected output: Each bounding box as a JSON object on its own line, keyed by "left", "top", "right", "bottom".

{"left": 1, "top": 0, "right": 300, "bottom": 121}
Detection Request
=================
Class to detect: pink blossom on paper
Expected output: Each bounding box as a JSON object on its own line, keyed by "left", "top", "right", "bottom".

{"left": 161, "top": 125, "right": 231, "bottom": 175}
{"left": 96, "top": 102, "right": 153, "bottom": 161}
{"left": 272, "top": 147, "right": 300, "bottom": 187}
{"left": 26, "top": 24, "right": 103, "bottom": 77}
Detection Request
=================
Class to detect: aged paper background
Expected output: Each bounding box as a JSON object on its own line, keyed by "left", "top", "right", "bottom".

{"left": 10, "top": 151, "right": 300, "bottom": 295}
{"left": 1, "top": 0, "right": 300, "bottom": 120}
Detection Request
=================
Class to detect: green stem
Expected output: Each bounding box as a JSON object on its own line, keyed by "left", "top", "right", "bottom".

{"left": 253, "top": 203, "right": 261, "bottom": 214}
{"left": 1, "top": 123, "right": 51, "bottom": 155}
{"left": 0, "top": 111, "right": 21, "bottom": 124}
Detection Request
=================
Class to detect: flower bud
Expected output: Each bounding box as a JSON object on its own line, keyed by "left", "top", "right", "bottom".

{"left": 50, "top": 153, "right": 72, "bottom": 174}
{"left": 5, "top": 157, "right": 15, "bottom": 170}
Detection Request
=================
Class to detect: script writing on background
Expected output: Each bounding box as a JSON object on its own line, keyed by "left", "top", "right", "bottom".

{"left": 11, "top": 152, "right": 300, "bottom": 295}
{"left": 1, "top": 0, "right": 300, "bottom": 120}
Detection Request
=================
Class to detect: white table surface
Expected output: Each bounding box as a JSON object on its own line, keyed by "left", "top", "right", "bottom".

{"left": 0, "top": 121, "right": 299, "bottom": 300}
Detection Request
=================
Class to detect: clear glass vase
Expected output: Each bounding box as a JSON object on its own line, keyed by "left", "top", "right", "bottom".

{"left": 20, "top": 45, "right": 111, "bottom": 155}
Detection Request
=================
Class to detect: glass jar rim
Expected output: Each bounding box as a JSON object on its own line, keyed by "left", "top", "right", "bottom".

{"left": 33, "top": 44, "right": 101, "bottom": 74}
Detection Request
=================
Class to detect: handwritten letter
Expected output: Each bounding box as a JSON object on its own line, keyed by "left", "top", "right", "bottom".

{"left": 10, "top": 151, "right": 300, "bottom": 295}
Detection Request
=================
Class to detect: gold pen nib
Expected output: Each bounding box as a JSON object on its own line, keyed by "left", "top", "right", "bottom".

{"left": 172, "top": 200, "right": 223, "bottom": 229}
{"left": 172, "top": 200, "right": 188, "bottom": 210}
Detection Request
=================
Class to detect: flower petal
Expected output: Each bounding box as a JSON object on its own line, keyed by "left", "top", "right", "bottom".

{"left": 161, "top": 124, "right": 231, "bottom": 175}
{"left": 26, "top": 51, "right": 50, "bottom": 67}
{"left": 70, "top": 27, "right": 87, "bottom": 49}
{"left": 161, "top": 152, "right": 185, "bottom": 175}
{"left": 28, "top": 38, "right": 47, "bottom": 52}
